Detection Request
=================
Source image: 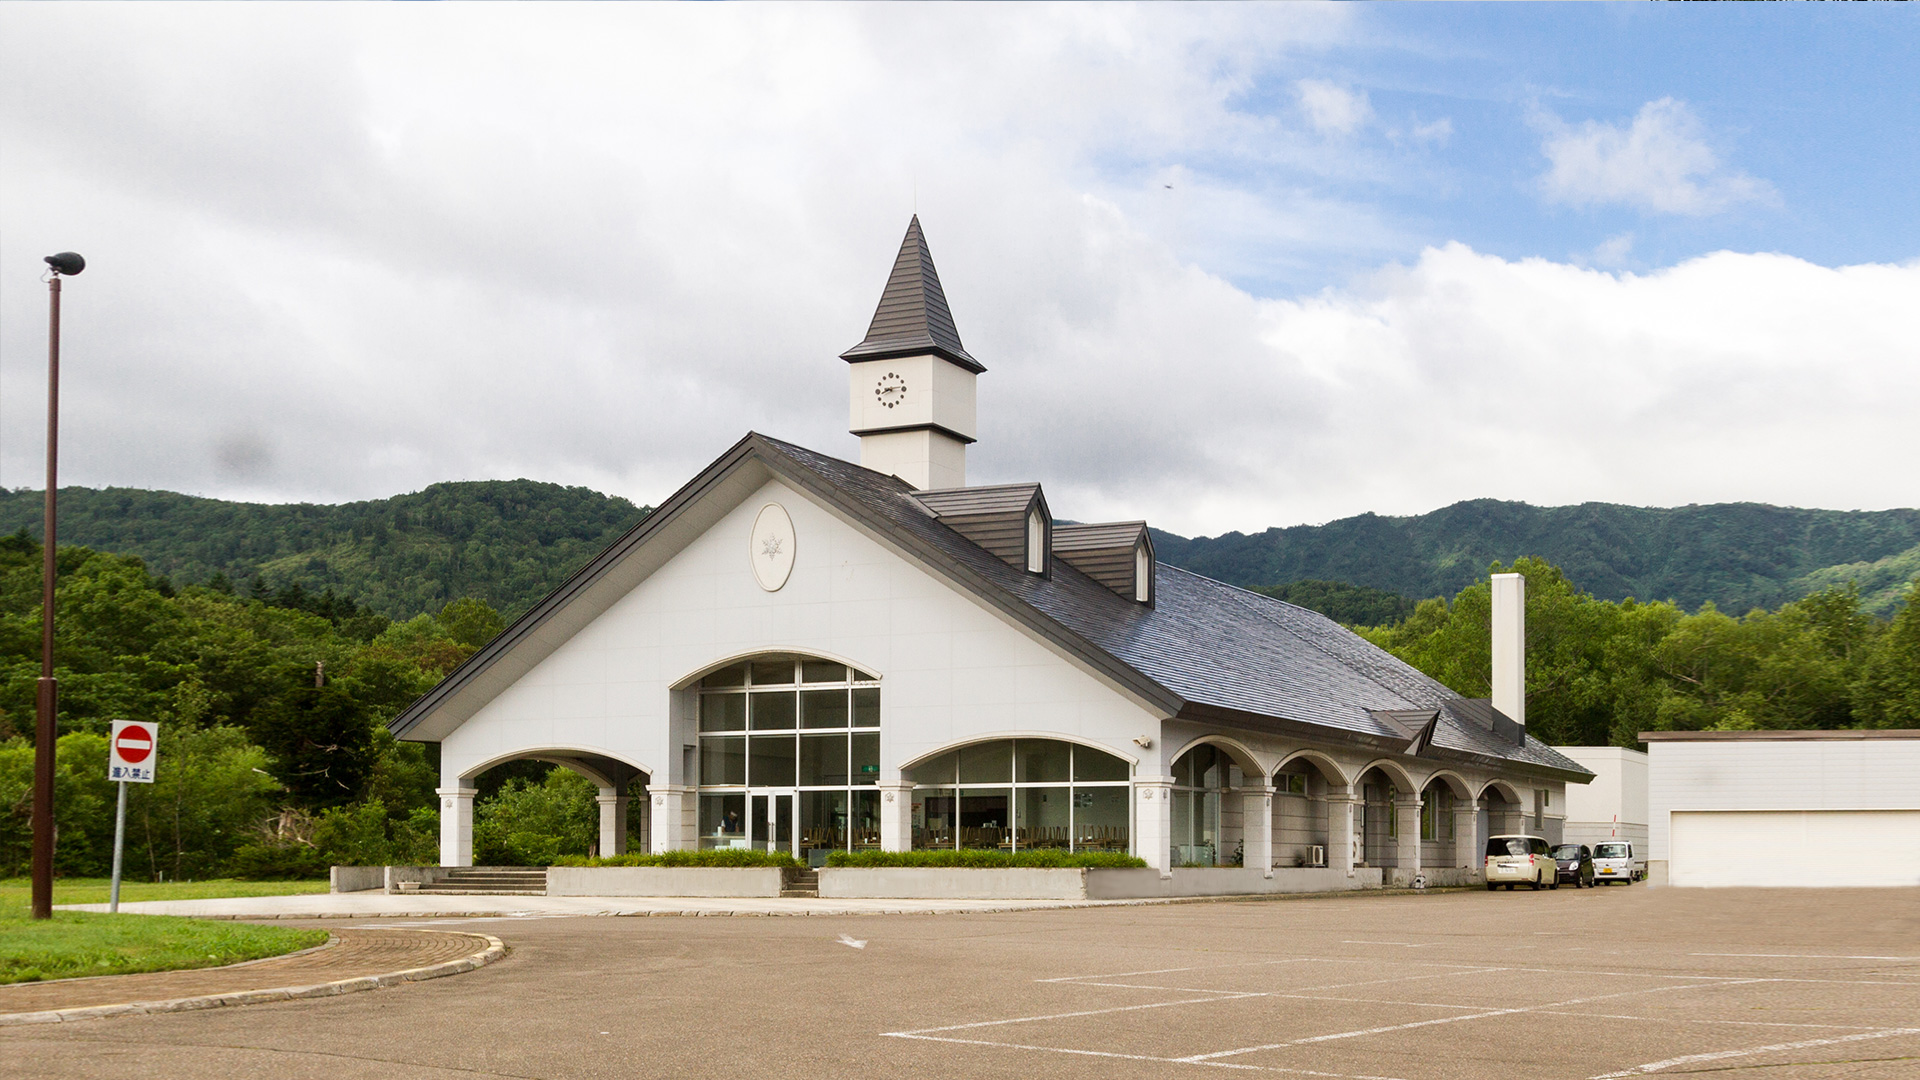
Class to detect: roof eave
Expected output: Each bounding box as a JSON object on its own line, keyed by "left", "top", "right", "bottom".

{"left": 840, "top": 341, "right": 986, "bottom": 374}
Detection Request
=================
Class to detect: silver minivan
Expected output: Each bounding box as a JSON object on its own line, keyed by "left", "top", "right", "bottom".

{"left": 1484, "top": 834, "right": 1557, "bottom": 890}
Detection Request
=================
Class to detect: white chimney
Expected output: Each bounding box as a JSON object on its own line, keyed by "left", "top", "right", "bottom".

{"left": 1491, "top": 572, "right": 1525, "bottom": 726}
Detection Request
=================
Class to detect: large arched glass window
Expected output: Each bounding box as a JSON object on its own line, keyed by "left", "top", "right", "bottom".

{"left": 1170, "top": 744, "right": 1236, "bottom": 867}
{"left": 907, "top": 739, "right": 1130, "bottom": 853}
{"left": 695, "top": 655, "right": 879, "bottom": 865}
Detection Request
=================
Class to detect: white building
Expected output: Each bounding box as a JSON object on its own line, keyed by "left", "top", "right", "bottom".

{"left": 391, "top": 218, "right": 1592, "bottom": 886}
{"left": 1643, "top": 729, "right": 1920, "bottom": 888}
{"left": 1553, "top": 746, "right": 1648, "bottom": 853}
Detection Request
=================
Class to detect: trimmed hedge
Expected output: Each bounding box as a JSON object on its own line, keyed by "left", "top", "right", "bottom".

{"left": 824, "top": 849, "right": 1146, "bottom": 869}
{"left": 553, "top": 849, "right": 801, "bottom": 869}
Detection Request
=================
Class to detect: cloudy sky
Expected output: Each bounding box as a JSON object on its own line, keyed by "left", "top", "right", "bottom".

{"left": 2, "top": 4, "right": 1916, "bottom": 537}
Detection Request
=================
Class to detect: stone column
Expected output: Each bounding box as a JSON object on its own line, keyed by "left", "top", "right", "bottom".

{"left": 597, "top": 789, "right": 630, "bottom": 857}
{"left": 1242, "top": 785, "right": 1275, "bottom": 877}
{"left": 650, "top": 784, "right": 695, "bottom": 853}
{"left": 1135, "top": 778, "right": 1174, "bottom": 873}
{"left": 878, "top": 781, "right": 914, "bottom": 851}
{"left": 1327, "top": 789, "right": 1356, "bottom": 877}
{"left": 1452, "top": 804, "right": 1480, "bottom": 871}
{"left": 1395, "top": 795, "right": 1423, "bottom": 881}
{"left": 437, "top": 786, "right": 476, "bottom": 867}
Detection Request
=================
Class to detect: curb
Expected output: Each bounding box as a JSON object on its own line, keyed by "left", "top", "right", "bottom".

{"left": 0, "top": 932, "right": 506, "bottom": 1028}
{"left": 68, "top": 887, "right": 1476, "bottom": 922}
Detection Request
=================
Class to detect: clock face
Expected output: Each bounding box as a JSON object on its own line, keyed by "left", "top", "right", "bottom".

{"left": 874, "top": 372, "right": 907, "bottom": 409}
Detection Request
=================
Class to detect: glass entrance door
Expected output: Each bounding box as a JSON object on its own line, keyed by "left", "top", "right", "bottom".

{"left": 750, "top": 790, "right": 796, "bottom": 855}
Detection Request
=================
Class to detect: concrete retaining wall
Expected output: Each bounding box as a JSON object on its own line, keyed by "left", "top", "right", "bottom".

{"left": 546, "top": 866, "right": 786, "bottom": 897}
{"left": 816, "top": 866, "right": 1399, "bottom": 900}
{"left": 819, "top": 867, "right": 1087, "bottom": 900}
{"left": 1085, "top": 867, "right": 1386, "bottom": 899}
{"left": 329, "top": 866, "right": 386, "bottom": 893}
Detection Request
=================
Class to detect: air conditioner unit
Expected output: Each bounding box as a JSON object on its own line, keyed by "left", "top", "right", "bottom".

{"left": 1309, "top": 845, "right": 1326, "bottom": 868}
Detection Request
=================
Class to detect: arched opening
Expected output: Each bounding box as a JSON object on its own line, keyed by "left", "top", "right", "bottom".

{"left": 1270, "top": 753, "right": 1346, "bottom": 868}
{"left": 1419, "top": 772, "right": 1474, "bottom": 869}
{"left": 1168, "top": 741, "right": 1261, "bottom": 867}
{"left": 693, "top": 653, "right": 881, "bottom": 866}
{"left": 1477, "top": 780, "right": 1526, "bottom": 847}
{"left": 906, "top": 738, "right": 1131, "bottom": 853}
{"left": 1354, "top": 761, "right": 1417, "bottom": 868}
{"left": 458, "top": 749, "right": 651, "bottom": 866}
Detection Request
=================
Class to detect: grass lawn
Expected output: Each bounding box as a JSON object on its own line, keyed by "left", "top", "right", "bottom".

{"left": 0, "top": 878, "right": 329, "bottom": 985}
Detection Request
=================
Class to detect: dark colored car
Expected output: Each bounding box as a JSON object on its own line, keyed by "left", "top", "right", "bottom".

{"left": 1552, "top": 843, "right": 1594, "bottom": 888}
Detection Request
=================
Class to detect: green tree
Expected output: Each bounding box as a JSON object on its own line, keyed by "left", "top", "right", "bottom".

{"left": 1853, "top": 580, "right": 1920, "bottom": 728}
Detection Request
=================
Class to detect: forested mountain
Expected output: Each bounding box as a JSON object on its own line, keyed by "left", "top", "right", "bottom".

{"left": 1153, "top": 499, "right": 1920, "bottom": 616}
{"left": 1, "top": 485, "right": 1914, "bottom": 625}
{"left": 0, "top": 481, "right": 650, "bottom": 621}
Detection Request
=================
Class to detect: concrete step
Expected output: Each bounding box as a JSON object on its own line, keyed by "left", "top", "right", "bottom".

{"left": 413, "top": 887, "right": 548, "bottom": 896}
{"left": 414, "top": 867, "right": 549, "bottom": 896}
{"left": 780, "top": 868, "right": 819, "bottom": 898}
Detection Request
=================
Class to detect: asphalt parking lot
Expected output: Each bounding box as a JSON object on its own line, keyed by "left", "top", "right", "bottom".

{"left": 6, "top": 885, "right": 1918, "bottom": 1080}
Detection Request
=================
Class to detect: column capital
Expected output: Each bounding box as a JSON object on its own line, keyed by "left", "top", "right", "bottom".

{"left": 435, "top": 786, "right": 477, "bottom": 798}
{"left": 596, "top": 792, "right": 631, "bottom": 806}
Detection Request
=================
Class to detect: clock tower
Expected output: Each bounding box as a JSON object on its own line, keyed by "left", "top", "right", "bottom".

{"left": 842, "top": 216, "right": 982, "bottom": 490}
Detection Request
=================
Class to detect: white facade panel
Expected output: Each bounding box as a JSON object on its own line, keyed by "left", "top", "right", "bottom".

{"left": 1669, "top": 810, "right": 1920, "bottom": 888}
{"left": 439, "top": 477, "right": 1160, "bottom": 795}
{"left": 1554, "top": 746, "right": 1648, "bottom": 850}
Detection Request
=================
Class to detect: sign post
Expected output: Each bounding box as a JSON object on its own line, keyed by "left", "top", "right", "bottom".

{"left": 106, "top": 720, "right": 158, "bottom": 913}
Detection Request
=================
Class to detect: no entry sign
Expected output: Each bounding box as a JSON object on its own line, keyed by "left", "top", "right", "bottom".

{"left": 108, "top": 720, "right": 158, "bottom": 783}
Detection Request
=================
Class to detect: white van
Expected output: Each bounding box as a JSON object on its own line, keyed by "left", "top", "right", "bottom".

{"left": 1592, "top": 840, "right": 1643, "bottom": 884}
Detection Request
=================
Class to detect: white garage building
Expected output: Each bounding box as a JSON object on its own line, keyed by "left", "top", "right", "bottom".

{"left": 1643, "top": 730, "right": 1920, "bottom": 888}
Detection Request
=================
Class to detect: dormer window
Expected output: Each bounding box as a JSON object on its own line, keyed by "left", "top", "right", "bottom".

{"left": 1027, "top": 506, "right": 1047, "bottom": 574}
{"left": 1051, "top": 521, "right": 1154, "bottom": 606}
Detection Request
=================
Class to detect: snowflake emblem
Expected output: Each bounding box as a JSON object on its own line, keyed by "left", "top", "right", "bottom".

{"left": 760, "top": 535, "right": 784, "bottom": 560}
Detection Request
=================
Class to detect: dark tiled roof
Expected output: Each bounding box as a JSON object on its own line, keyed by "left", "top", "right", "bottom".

{"left": 390, "top": 431, "right": 1589, "bottom": 781}
{"left": 1052, "top": 521, "right": 1148, "bottom": 553}
{"left": 840, "top": 216, "right": 985, "bottom": 373}
{"left": 758, "top": 436, "right": 1589, "bottom": 779}
{"left": 913, "top": 483, "right": 1038, "bottom": 517}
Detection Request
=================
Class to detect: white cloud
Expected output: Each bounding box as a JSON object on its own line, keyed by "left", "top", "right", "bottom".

{"left": 1295, "top": 78, "right": 1373, "bottom": 136}
{"left": 1536, "top": 98, "right": 1775, "bottom": 215}
{"left": 1409, "top": 117, "right": 1452, "bottom": 145}
{"left": 0, "top": 7, "right": 1912, "bottom": 543}
{"left": 1585, "top": 232, "right": 1634, "bottom": 268}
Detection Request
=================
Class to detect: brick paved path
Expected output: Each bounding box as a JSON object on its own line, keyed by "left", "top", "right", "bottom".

{"left": 0, "top": 928, "right": 488, "bottom": 1015}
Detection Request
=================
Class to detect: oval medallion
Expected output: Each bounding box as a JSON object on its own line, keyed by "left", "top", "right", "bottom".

{"left": 749, "top": 503, "right": 796, "bottom": 591}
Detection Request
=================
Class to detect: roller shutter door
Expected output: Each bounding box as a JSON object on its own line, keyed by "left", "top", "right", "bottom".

{"left": 1669, "top": 809, "right": 1920, "bottom": 888}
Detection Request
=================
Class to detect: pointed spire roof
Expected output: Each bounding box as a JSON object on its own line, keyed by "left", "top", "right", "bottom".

{"left": 841, "top": 216, "right": 985, "bottom": 373}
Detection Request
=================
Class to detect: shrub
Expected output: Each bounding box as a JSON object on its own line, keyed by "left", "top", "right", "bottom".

{"left": 552, "top": 849, "right": 801, "bottom": 868}
{"left": 823, "top": 849, "right": 1146, "bottom": 869}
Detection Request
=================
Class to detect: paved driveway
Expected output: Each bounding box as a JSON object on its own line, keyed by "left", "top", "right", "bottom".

{"left": 8, "top": 886, "right": 1919, "bottom": 1079}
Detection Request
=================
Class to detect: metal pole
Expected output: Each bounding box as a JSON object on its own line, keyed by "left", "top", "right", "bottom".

{"left": 109, "top": 780, "right": 128, "bottom": 914}
{"left": 30, "top": 274, "right": 62, "bottom": 921}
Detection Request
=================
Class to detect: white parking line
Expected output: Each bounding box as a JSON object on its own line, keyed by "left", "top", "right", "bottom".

{"left": 882, "top": 1033, "right": 1414, "bottom": 1080}
{"left": 886, "top": 992, "right": 1265, "bottom": 1036}
{"left": 1589, "top": 1027, "right": 1920, "bottom": 1077}
{"left": 1177, "top": 981, "right": 1747, "bottom": 1062}
{"left": 1691, "top": 952, "right": 1920, "bottom": 961}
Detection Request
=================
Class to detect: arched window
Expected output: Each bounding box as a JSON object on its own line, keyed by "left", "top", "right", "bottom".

{"left": 1170, "top": 744, "right": 1238, "bottom": 867}
{"left": 695, "top": 655, "right": 879, "bottom": 865}
{"left": 907, "top": 739, "right": 1129, "bottom": 853}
